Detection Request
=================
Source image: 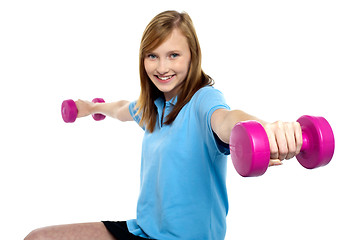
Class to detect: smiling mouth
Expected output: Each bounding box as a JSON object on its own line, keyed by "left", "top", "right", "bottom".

{"left": 155, "top": 75, "right": 175, "bottom": 81}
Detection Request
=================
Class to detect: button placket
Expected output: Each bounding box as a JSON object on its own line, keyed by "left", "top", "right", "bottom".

{"left": 161, "top": 102, "right": 173, "bottom": 127}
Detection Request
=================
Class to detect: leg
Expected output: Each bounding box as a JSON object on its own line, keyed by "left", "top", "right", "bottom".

{"left": 25, "top": 222, "right": 116, "bottom": 240}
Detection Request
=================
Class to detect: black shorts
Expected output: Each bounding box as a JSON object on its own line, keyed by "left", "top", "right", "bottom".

{"left": 102, "top": 221, "right": 153, "bottom": 240}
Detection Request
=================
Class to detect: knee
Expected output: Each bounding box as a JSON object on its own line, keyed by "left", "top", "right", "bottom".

{"left": 24, "top": 228, "right": 46, "bottom": 240}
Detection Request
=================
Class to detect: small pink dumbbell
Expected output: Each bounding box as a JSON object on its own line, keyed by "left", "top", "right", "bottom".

{"left": 229, "top": 115, "right": 335, "bottom": 177}
{"left": 61, "top": 98, "right": 106, "bottom": 123}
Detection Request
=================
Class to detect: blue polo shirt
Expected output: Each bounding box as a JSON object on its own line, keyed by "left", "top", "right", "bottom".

{"left": 127, "top": 86, "right": 230, "bottom": 240}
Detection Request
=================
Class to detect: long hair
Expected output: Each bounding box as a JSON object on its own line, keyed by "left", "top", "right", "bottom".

{"left": 136, "top": 10, "right": 214, "bottom": 132}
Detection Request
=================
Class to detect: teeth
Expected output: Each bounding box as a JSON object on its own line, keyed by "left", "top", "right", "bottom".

{"left": 158, "top": 75, "right": 173, "bottom": 80}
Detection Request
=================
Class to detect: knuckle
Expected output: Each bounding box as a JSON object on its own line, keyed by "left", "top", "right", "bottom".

{"left": 278, "top": 146, "right": 288, "bottom": 159}
{"left": 264, "top": 123, "right": 273, "bottom": 133}
{"left": 285, "top": 122, "right": 293, "bottom": 130}
{"left": 270, "top": 150, "right": 278, "bottom": 157}
{"left": 270, "top": 144, "right": 278, "bottom": 154}
{"left": 293, "top": 121, "right": 301, "bottom": 129}
{"left": 279, "top": 149, "right": 288, "bottom": 157}
{"left": 270, "top": 147, "right": 279, "bottom": 158}
{"left": 276, "top": 121, "right": 284, "bottom": 129}
{"left": 288, "top": 145, "right": 296, "bottom": 154}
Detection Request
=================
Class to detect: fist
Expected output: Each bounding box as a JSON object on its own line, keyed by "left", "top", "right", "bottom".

{"left": 75, "top": 99, "right": 94, "bottom": 118}
{"left": 264, "top": 121, "right": 303, "bottom": 165}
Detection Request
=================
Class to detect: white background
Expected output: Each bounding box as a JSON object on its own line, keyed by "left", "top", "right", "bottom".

{"left": 1, "top": 0, "right": 360, "bottom": 239}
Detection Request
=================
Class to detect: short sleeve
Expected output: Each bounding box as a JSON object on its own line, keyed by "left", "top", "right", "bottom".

{"left": 129, "top": 101, "right": 145, "bottom": 130}
{"left": 194, "top": 87, "right": 231, "bottom": 155}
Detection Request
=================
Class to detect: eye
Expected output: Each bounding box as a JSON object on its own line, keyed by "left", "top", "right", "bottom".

{"left": 170, "top": 53, "right": 179, "bottom": 59}
{"left": 147, "top": 54, "right": 157, "bottom": 60}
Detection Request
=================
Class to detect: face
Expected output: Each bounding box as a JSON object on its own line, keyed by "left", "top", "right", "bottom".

{"left": 144, "top": 28, "right": 191, "bottom": 101}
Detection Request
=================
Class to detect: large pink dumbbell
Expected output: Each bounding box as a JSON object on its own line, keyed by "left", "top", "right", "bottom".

{"left": 61, "top": 98, "right": 106, "bottom": 123}
{"left": 229, "top": 115, "right": 335, "bottom": 177}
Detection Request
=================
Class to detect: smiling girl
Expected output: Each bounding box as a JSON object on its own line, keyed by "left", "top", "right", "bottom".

{"left": 25, "top": 11, "right": 302, "bottom": 240}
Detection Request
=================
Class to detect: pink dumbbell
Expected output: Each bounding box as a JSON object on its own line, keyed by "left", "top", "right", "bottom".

{"left": 61, "top": 98, "right": 106, "bottom": 123}
{"left": 229, "top": 115, "right": 335, "bottom": 177}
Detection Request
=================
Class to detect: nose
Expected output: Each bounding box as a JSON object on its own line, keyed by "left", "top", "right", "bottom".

{"left": 156, "top": 58, "right": 169, "bottom": 75}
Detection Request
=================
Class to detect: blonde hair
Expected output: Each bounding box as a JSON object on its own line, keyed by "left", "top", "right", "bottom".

{"left": 136, "top": 10, "right": 214, "bottom": 132}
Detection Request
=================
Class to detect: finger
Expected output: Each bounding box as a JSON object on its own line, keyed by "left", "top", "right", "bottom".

{"left": 75, "top": 99, "right": 92, "bottom": 118}
{"left": 269, "top": 159, "right": 283, "bottom": 166}
{"left": 275, "top": 122, "right": 288, "bottom": 161}
{"left": 294, "top": 122, "right": 303, "bottom": 155}
{"left": 75, "top": 100, "right": 82, "bottom": 117}
{"left": 265, "top": 127, "right": 279, "bottom": 160}
{"left": 285, "top": 122, "right": 297, "bottom": 160}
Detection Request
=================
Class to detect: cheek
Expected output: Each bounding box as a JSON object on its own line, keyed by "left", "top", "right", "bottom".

{"left": 175, "top": 59, "right": 190, "bottom": 75}
{"left": 144, "top": 60, "right": 154, "bottom": 76}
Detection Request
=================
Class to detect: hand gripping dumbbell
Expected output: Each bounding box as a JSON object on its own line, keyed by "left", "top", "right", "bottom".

{"left": 61, "top": 98, "right": 106, "bottom": 123}
{"left": 229, "top": 115, "right": 335, "bottom": 177}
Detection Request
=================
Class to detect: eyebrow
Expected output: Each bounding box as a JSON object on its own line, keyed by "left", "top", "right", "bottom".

{"left": 147, "top": 50, "right": 182, "bottom": 55}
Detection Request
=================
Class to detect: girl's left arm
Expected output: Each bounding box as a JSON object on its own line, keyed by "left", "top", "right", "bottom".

{"left": 211, "top": 109, "right": 303, "bottom": 165}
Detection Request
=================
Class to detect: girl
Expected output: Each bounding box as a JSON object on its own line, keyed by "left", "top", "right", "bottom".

{"left": 25, "top": 10, "right": 302, "bottom": 240}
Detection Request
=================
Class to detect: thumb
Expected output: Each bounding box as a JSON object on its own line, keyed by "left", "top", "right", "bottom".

{"left": 269, "top": 159, "right": 283, "bottom": 167}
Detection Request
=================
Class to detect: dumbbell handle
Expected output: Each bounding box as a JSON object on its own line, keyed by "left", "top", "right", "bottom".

{"left": 92, "top": 98, "right": 106, "bottom": 121}
{"left": 300, "top": 132, "right": 310, "bottom": 152}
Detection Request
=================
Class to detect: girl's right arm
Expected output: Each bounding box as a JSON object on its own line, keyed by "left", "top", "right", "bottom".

{"left": 75, "top": 99, "right": 134, "bottom": 122}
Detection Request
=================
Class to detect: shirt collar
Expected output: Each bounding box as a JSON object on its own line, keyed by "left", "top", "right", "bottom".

{"left": 168, "top": 95, "right": 178, "bottom": 106}
{"left": 154, "top": 95, "right": 178, "bottom": 109}
{"left": 154, "top": 95, "right": 178, "bottom": 127}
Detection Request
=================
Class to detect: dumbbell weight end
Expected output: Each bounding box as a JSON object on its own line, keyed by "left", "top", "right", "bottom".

{"left": 296, "top": 115, "right": 335, "bottom": 169}
{"left": 230, "top": 121, "right": 270, "bottom": 177}
{"left": 61, "top": 99, "right": 78, "bottom": 123}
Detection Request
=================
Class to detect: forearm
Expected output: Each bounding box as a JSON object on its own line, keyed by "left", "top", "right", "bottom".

{"left": 92, "top": 100, "right": 130, "bottom": 120}
{"left": 215, "top": 109, "right": 268, "bottom": 144}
